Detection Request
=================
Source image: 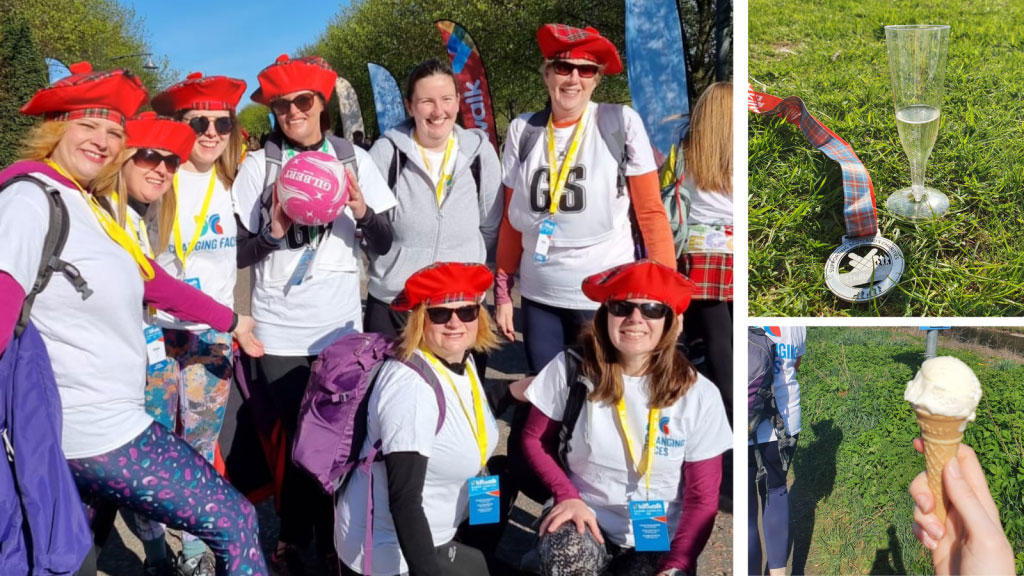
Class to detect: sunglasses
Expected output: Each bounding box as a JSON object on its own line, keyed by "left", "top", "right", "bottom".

{"left": 426, "top": 304, "right": 480, "bottom": 324}
{"left": 607, "top": 300, "right": 670, "bottom": 320}
{"left": 187, "top": 115, "right": 235, "bottom": 136}
{"left": 551, "top": 61, "right": 600, "bottom": 79}
{"left": 132, "top": 148, "right": 181, "bottom": 173}
{"left": 270, "top": 93, "right": 317, "bottom": 116}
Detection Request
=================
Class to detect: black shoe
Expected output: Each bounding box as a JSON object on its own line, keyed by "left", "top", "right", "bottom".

{"left": 143, "top": 554, "right": 175, "bottom": 576}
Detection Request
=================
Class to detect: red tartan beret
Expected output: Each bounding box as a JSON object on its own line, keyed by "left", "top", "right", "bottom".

{"left": 151, "top": 72, "right": 246, "bottom": 115}
{"left": 125, "top": 112, "right": 197, "bottom": 163}
{"left": 20, "top": 62, "right": 149, "bottom": 125}
{"left": 582, "top": 260, "right": 695, "bottom": 315}
{"left": 537, "top": 24, "right": 623, "bottom": 75}
{"left": 251, "top": 54, "right": 337, "bottom": 105}
{"left": 391, "top": 262, "right": 494, "bottom": 312}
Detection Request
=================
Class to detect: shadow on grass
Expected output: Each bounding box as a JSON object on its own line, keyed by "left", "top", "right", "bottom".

{"left": 868, "top": 525, "right": 906, "bottom": 575}
{"left": 790, "top": 420, "right": 842, "bottom": 576}
{"left": 891, "top": 351, "right": 925, "bottom": 376}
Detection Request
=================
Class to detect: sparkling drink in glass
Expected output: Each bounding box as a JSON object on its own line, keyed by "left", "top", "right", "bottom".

{"left": 885, "top": 25, "right": 950, "bottom": 219}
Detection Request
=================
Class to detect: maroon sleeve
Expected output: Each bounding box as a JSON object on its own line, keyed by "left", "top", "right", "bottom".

{"left": 659, "top": 454, "right": 722, "bottom": 573}
{"left": 522, "top": 405, "right": 581, "bottom": 503}
{"left": 142, "top": 258, "right": 234, "bottom": 333}
{"left": 0, "top": 272, "right": 26, "bottom": 354}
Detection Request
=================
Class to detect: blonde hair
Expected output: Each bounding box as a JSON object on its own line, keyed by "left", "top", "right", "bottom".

{"left": 580, "top": 306, "right": 697, "bottom": 409}
{"left": 19, "top": 121, "right": 68, "bottom": 162}
{"left": 397, "top": 303, "right": 501, "bottom": 362}
{"left": 684, "top": 82, "right": 732, "bottom": 194}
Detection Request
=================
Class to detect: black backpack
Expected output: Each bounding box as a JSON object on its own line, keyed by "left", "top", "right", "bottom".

{"left": 556, "top": 346, "right": 592, "bottom": 471}
{"left": 382, "top": 134, "right": 483, "bottom": 201}
{"left": 0, "top": 174, "right": 92, "bottom": 337}
{"left": 748, "top": 327, "right": 796, "bottom": 481}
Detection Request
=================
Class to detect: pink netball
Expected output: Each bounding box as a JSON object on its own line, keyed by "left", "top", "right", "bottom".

{"left": 277, "top": 151, "right": 349, "bottom": 226}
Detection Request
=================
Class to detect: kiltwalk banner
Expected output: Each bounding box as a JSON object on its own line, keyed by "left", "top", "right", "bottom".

{"left": 435, "top": 20, "right": 499, "bottom": 151}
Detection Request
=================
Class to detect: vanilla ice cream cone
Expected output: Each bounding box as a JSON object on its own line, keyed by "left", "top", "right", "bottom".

{"left": 915, "top": 408, "right": 965, "bottom": 523}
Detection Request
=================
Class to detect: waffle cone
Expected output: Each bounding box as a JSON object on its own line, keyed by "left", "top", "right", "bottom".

{"left": 914, "top": 408, "right": 965, "bottom": 523}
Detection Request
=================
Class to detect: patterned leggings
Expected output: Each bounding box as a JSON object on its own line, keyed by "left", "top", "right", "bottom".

{"left": 135, "top": 327, "right": 233, "bottom": 545}
{"left": 538, "top": 522, "right": 663, "bottom": 576}
{"left": 68, "top": 422, "right": 267, "bottom": 575}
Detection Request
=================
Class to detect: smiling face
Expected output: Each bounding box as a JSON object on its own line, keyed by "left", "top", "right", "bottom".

{"left": 274, "top": 90, "right": 324, "bottom": 147}
{"left": 49, "top": 117, "right": 124, "bottom": 187}
{"left": 421, "top": 300, "right": 479, "bottom": 364}
{"left": 543, "top": 59, "right": 600, "bottom": 122}
{"left": 181, "top": 109, "right": 231, "bottom": 171}
{"left": 606, "top": 298, "right": 667, "bottom": 366}
{"left": 406, "top": 73, "right": 459, "bottom": 149}
{"left": 122, "top": 148, "right": 175, "bottom": 203}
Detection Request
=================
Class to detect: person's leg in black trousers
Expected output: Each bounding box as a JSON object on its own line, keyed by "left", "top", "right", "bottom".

{"left": 257, "top": 354, "right": 335, "bottom": 564}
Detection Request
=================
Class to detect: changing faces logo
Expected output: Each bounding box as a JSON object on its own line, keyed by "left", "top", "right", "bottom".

{"left": 199, "top": 214, "right": 224, "bottom": 236}
{"left": 653, "top": 417, "right": 684, "bottom": 456}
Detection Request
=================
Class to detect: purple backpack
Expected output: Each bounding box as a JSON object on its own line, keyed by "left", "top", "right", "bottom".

{"left": 292, "top": 332, "right": 446, "bottom": 572}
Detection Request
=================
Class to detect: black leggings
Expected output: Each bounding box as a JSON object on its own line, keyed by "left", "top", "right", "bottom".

{"left": 255, "top": 353, "right": 334, "bottom": 554}
{"left": 683, "top": 300, "right": 733, "bottom": 424}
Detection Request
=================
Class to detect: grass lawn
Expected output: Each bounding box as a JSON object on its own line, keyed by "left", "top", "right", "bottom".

{"left": 785, "top": 328, "right": 1024, "bottom": 574}
{"left": 748, "top": 0, "right": 1024, "bottom": 316}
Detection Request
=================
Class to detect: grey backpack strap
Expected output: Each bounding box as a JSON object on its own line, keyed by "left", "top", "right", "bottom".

{"left": 260, "top": 134, "right": 284, "bottom": 232}
{"left": 326, "top": 134, "right": 359, "bottom": 178}
{"left": 401, "top": 354, "right": 448, "bottom": 435}
{"left": 1, "top": 176, "right": 91, "bottom": 337}
{"left": 517, "top": 109, "right": 551, "bottom": 165}
{"left": 595, "top": 103, "right": 628, "bottom": 197}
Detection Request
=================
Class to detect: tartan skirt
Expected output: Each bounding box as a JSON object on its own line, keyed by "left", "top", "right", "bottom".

{"left": 680, "top": 251, "right": 733, "bottom": 301}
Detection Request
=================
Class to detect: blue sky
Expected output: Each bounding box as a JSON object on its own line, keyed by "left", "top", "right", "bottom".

{"left": 124, "top": 1, "right": 349, "bottom": 106}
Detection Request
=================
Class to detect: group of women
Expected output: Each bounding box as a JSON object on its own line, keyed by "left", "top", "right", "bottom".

{"left": 0, "top": 23, "right": 734, "bottom": 576}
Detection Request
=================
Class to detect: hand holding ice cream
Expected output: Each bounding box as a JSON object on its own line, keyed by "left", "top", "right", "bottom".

{"left": 904, "top": 356, "right": 982, "bottom": 523}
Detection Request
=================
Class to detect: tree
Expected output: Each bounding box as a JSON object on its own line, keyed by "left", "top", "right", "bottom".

{"left": 0, "top": 13, "right": 47, "bottom": 166}
{"left": 237, "top": 103, "right": 272, "bottom": 141}
{"left": 0, "top": 0, "right": 174, "bottom": 92}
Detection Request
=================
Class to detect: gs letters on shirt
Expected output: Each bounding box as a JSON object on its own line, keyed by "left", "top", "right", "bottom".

{"left": 525, "top": 352, "right": 732, "bottom": 548}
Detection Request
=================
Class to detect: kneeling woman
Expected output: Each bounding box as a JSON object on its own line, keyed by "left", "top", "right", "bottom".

{"left": 335, "top": 262, "right": 506, "bottom": 575}
{"left": 522, "top": 260, "right": 732, "bottom": 576}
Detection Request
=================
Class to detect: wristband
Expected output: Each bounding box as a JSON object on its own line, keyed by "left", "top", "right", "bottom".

{"left": 260, "top": 225, "right": 284, "bottom": 248}
{"left": 229, "top": 313, "right": 239, "bottom": 332}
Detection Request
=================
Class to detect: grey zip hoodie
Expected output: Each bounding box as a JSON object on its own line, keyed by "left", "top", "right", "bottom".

{"left": 367, "top": 119, "right": 504, "bottom": 302}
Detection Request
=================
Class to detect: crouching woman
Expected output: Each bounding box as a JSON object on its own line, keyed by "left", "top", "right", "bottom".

{"left": 522, "top": 260, "right": 732, "bottom": 576}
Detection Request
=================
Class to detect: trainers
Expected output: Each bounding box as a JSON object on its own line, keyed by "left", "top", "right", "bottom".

{"left": 269, "top": 544, "right": 307, "bottom": 576}
{"left": 175, "top": 552, "right": 216, "bottom": 576}
{"left": 143, "top": 555, "right": 175, "bottom": 576}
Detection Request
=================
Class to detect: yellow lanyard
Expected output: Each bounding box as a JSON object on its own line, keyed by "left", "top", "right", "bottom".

{"left": 421, "top": 349, "right": 488, "bottom": 468}
{"left": 45, "top": 161, "right": 154, "bottom": 280}
{"left": 614, "top": 396, "right": 660, "bottom": 497}
{"left": 111, "top": 192, "right": 154, "bottom": 258}
{"left": 171, "top": 167, "right": 217, "bottom": 275}
{"left": 415, "top": 132, "right": 455, "bottom": 206}
{"left": 545, "top": 107, "right": 589, "bottom": 215}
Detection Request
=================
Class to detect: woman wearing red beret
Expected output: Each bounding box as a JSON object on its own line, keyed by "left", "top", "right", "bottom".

{"left": 521, "top": 260, "right": 731, "bottom": 576}
{"left": 133, "top": 74, "right": 253, "bottom": 574}
{"left": 335, "top": 262, "right": 517, "bottom": 576}
{"left": 0, "top": 64, "right": 267, "bottom": 575}
{"left": 232, "top": 54, "right": 396, "bottom": 573}
{"left": 493, "top": 21, "right": 677, "bottom": 523}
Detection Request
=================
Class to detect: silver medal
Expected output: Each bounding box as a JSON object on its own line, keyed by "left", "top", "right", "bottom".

{"left": 824, "top": 235, "right": 904, "bottom": 302}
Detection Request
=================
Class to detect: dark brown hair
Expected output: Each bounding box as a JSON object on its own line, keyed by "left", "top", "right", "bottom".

{"left": 579, "top": 305, "right": 697, "bottom": 408}
{"left": 404, "top": 59, "right": 457, "bottom": 102}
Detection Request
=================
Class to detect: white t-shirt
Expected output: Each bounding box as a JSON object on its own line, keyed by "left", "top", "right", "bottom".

{"left": 687, "top": 185, "right": 733, "bottom": 226}
{"left": 525, "top": 352, "right": 732, "bottom": 547}
{"left": 153, "top": 168, "right": 237, "bottom": 331}
{"left": 335, "top": 352, "right": 499, "bottom": 575}
{"left": 419, "top": 139, "right": 459, "bottom": 203}
{"left": 502, "top": 103, "right": 657, "bottom": 309}
{"left": 0, "top": 174, "right": 152, "bottom": 459}
{"left": 232, "top": 142, "right": 396, "bottom": 355}
{"left": 754, "top": 326, "right": 807, "bottom": 444}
